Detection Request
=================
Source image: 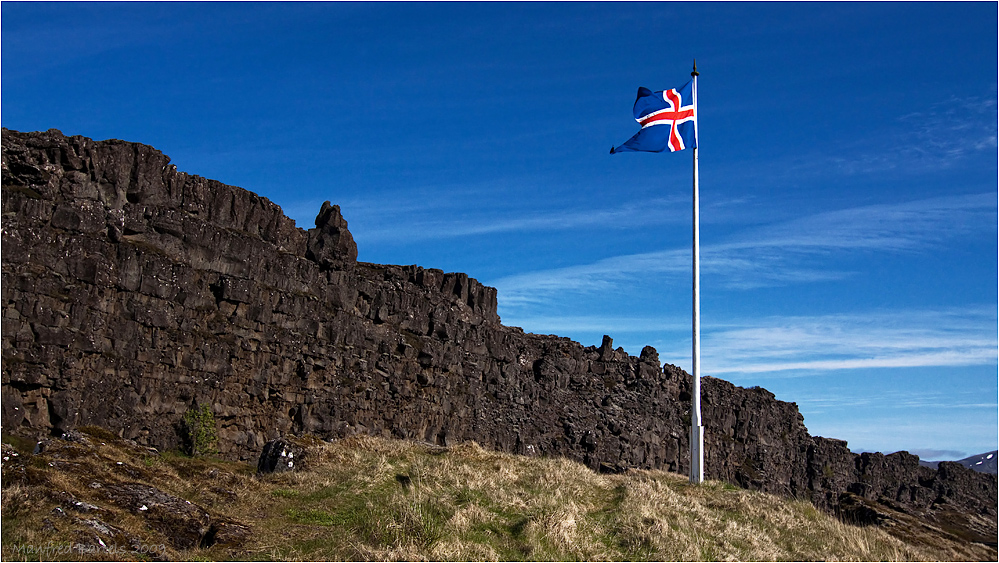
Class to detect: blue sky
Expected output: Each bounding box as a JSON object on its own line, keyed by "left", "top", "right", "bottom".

{"left": 3, "top": 2, "right": 996, "bottom": 460}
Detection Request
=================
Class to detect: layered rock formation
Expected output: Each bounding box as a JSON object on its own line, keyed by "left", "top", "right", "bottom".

{"left": 2, "top": 129, "right": 995, "bottom": 545}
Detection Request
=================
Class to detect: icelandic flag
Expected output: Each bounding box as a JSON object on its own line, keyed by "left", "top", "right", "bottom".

{"left": 611, "top": 80, "right": 696, "bottom": 154}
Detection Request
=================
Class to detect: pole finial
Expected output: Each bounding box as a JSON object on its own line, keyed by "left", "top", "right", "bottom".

{"left": 691, "top": 59, "right": 699, "bottom": 77}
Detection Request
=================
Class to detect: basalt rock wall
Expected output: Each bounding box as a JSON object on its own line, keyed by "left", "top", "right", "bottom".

{"left": 2, "top": 129, "right": 994, "bottom": 538}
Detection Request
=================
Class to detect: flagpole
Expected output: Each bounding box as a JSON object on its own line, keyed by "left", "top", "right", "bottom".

{"left": 690, "top": 60, "right": 704, "bottom": 485}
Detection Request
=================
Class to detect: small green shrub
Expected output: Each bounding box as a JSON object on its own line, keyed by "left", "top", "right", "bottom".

{"left": 181, "top": 404, "right": 219, "bottom": 457}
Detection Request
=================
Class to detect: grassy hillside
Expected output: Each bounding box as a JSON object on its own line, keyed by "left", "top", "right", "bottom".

{"left": 1, "top": 428, "right": 992, "bottom": 561}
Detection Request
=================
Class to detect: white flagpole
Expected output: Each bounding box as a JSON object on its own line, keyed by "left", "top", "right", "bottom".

{"left": 690, "top": 60, "right": 705, "bottom": 485}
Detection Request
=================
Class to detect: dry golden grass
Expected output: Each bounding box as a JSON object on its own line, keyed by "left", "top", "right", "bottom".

{"left": 1, "top": 430, "right": 993, "bottom": 561}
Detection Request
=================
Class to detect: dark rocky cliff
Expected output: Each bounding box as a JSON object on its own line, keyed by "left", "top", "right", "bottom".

{"left": 2, "top": 129, "right": 995, "bottom": 545}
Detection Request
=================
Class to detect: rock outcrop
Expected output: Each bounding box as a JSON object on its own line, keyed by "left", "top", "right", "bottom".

{"left": 2, "top": 129, "right": 995, "bottom": 545}
{"left": 257, "top": 438, "right": 307, "bottom": 474}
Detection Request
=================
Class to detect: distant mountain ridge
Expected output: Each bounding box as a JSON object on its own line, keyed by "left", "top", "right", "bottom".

{"left": 920, "top": 451, "right": 998, "bottom": 475}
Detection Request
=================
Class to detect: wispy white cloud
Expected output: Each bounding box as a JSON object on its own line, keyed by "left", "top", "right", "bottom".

{"left": 494, "top": 247, "right": 688, "bottom": 308}
{"left": 499, "top": 314, "right": 689, "bottom": 336}
{"left": 793, "top": 390, "right": 997, "bottom": 412}
{"left": 728, "top": 192, "right": 995, "bottom": 253}
{"left": 894, "top": 95, "right": 999, "bottom": 161}
{"left": 492, "top": 192, "right": 996, "bottom": 304}
{"left": 908, "top": 449, "right": 971, "bottom": 461}
{"left": 281, "top": 185, "right": 697, "bottom": 244}
{"left": 696, "top": 307, "right": 998, "bottom": 377}
{"left": 789, "top": 94, "right": 999, "bottom": 178}
{"left": 348, "top": 196, "right": 690, "bottom": 244}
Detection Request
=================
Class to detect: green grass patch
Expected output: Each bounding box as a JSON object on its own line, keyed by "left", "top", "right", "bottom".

{"left": 2, "top": 433, "right": 36, "bottom": 455}
{"left": 287, "top": 508, "right": 337, "bottom": 527}
{"left": 271, "top": 488, "right": 300, "bottom": 499}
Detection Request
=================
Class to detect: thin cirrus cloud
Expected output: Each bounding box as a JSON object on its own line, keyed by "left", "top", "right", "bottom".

{"left": 696, "top": 308, "right": 998, "bottom": 377}
{"left": 497, "top": 314, "right": 690, "bottom": 336}
{"left": 728, "top": 192, "right": 995, "bottom": 252}
{"left": 490, "top": 191, "right": 996, "bottom": 304}
{"left": 894, "top": 95, "right": 998, "bottom": 161}
{"left": 784, "top": 95, "right": 998, "bottom": 178}
{"left": 343, "top": 195, "right": 691, "bottom": 244}
{"left": 792, "top": 389, "right": 997, "bottom": 413}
